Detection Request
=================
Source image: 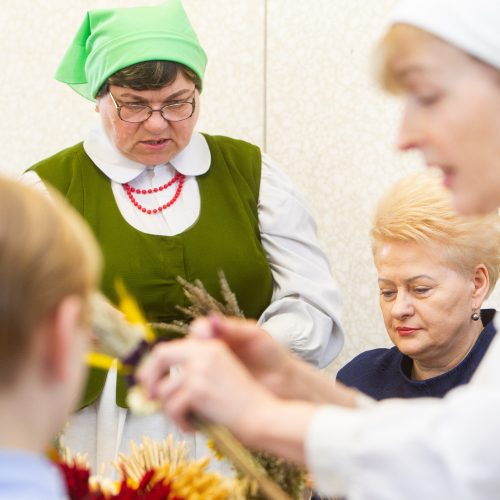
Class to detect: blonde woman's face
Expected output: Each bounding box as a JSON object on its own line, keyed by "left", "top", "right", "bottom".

{"left": 375, "top": 240, "right": 479, "bottom": 366}
{"left": 395, "top": 39, "right": 500, "bottom": 215}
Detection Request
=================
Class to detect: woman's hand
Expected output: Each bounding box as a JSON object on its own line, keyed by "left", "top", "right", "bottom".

{"left": 137, "top": 337, "right": 280, "bottom": 438}
{"left": 137, "top": 313, "right": 359, "bottom": 447}
{"left": 189, "top": 315, "right": 360, "bottom": 407}
{"left": 189, "top": 315, "right": 299, "bottom": 398}
{"left": 136, "top": 336, "right": 316, "bottom": 463}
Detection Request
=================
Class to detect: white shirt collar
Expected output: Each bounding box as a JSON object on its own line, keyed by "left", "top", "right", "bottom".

{"left": 83, "top": 122, "right": 211, "bottom": 183}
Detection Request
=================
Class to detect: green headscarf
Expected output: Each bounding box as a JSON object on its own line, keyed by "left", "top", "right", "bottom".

{"left": 55, "top": 0, "right": 207, "bottom": 101}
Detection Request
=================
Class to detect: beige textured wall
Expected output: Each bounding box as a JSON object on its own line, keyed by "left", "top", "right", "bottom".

{"left": 3, "top": 1, "right": 499, "bottom": 375}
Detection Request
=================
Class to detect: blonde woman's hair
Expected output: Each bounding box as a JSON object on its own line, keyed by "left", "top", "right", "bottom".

{"left": 0, "top": 178, "right": 101, "bottom": 385}
{"left": 375, "top": 24, "right": 500, "bottom": 94}
{"left": 371, "top": 170, "right": 500, "bottom": 297}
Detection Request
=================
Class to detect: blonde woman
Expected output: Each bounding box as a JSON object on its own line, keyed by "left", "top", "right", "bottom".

{"left": 138, "top": 1, "right": 500, "bottom": 498}
{"left": 337, "top": 171, "right": 500, "bottom": 399}
{"left": 0, "top": 179, "right": 100, "bottom": 497}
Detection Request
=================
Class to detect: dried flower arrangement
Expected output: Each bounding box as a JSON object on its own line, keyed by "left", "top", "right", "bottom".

{"left": 54, "top": 436, "right": 245, "bottom": 499}
{"left": 150, "top": 272, "right": 243, "bottom": 337}
{"left": 86, "top": 272, "right": 305, "bottom": 499}
{"left": 155, "top": 273, "right": 307, "bottom": 500}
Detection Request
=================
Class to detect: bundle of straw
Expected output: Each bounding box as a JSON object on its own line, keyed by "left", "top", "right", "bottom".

{"left": 88, "top": 273, "right": 296, "bottom": 500}
{"left": 114, "top": 435, "right": 188, "bottom": 483}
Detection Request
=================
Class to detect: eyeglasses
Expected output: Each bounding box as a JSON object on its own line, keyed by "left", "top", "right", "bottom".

{"left": 108, "top": 89, "right": 196, "bottom": 123}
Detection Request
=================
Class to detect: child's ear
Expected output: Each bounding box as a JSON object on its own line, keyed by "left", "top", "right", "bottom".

{"left": 43, "top": 296, "right": 85, "bottom": 381}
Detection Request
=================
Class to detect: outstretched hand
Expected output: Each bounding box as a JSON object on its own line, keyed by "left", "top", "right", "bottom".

{"left": 136, "top": 335, "right": 281, "bottom": 442}
{"left": 189, "top": 315, "right": 299, "bottom": 398}
{"left": 136, "top": 314, "right": 358, "bottom": 461}
{"left": 189, "top": 315, "right": 359, "bottom": 407}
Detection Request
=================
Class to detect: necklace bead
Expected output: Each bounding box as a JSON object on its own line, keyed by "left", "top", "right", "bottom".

{"left": 123, "top": 172, "right": 185, "bottom": 214}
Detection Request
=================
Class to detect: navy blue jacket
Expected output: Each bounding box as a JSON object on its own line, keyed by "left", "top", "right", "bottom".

{"left": 337, "top": 309, "right": 496, "bottom": 400}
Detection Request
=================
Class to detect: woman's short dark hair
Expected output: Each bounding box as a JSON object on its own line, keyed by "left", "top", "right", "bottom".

{"left": 96, "top": 60, "right": 201, "bottom": 97}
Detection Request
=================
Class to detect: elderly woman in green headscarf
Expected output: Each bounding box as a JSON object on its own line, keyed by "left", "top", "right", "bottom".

{"left": 23, "top": 0, "right": 343, "bottom": 470}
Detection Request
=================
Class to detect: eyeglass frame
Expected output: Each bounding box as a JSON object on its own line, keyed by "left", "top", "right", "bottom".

{"left": 108, "top": 88, "right": 197, "bottom": 123}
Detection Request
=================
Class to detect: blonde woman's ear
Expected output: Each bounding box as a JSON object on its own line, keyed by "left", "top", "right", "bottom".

{"left": 471, "top": 264, "right": 489, "bottom": 304}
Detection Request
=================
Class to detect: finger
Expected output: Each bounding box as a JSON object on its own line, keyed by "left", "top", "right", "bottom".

{"left": 189, "top": 316, "right": 216, "bottom": 339}
{"left": 207, "top": 315, "right": 262, "bottom": 347}
{"left": 136, "top": 339, "right": 199, "bottom": 394}
{"left": 162, "top": 392, "right": 196, "bottom": 432}
{"left": 150, "top": 365, "right": 184, "bottom": 401}
{"left": 157, "top": 377, "right": 195, "bottom": 432}
{"left": 189, "top": 315, "right": 260, "bottom": 343}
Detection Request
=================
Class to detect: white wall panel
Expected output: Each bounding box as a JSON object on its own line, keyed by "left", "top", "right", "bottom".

{"left": 184, "top": 0, "right": 265, "bottom": 146}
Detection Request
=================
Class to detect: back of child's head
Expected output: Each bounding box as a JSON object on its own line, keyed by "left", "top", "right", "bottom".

{"left": 0, "top": 178, "right": 101, "bottom": 386}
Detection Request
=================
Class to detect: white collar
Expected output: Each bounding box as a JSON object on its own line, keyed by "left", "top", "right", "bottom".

{"left": 83, "top": 122, "right": 211, "bottom": 183}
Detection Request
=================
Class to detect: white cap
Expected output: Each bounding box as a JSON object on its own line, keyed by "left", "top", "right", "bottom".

{"left": 390, "top": 0, "right": 500, "bottom": 70}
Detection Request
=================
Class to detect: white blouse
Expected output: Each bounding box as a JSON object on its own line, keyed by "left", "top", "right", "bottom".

{"left": 24, "top": 123, "right": 344, "bottom": 368}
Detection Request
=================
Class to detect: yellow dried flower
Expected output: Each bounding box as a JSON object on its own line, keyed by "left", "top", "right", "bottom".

{"left": 207, "top": 438, "right": 225, "bottom": 461}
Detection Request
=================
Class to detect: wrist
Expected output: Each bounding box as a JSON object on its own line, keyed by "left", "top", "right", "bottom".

{"left": 280, "top": 357, "right": 322, "bottom": 400}
{"left": 270, "top": 355, "right": 308, "bottom": 399}
{"left": 283, "top": 361, "right": 359, "bottom": 407}
{"left": 237, "top": 396, "right": 317, "bottom": 465}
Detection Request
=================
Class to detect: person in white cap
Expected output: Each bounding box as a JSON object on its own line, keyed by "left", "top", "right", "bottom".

{"left": 137, "top": 0, "right": 500, "bottom": 498}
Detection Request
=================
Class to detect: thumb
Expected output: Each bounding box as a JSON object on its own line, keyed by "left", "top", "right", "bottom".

{"left": 190, "top": 314, "right": 260, "bottom": 347}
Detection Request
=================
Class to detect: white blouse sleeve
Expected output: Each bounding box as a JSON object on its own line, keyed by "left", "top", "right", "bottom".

{"left": 306, "top": 331, "right": 500, "bottom": 499}
{"left": 20, "top": 170, "right": 50, "bottom": 195}
{"left": 257, "top": 153, "right": 344, "bottom": 368}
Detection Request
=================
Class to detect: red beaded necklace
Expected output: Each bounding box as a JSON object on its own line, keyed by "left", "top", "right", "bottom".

{"left": 123, "top": 172, "right": 185, "bottom": 215}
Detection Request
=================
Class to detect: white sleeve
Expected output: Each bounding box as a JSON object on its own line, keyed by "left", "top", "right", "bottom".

{"left": 257, "top": 153, "right": 344, "bottom": 368}
{"left": 20, "top": 170, "right": 51, "bottom": 195}
{"left": 306, "top": 331, "right": 500, "bottom": 499}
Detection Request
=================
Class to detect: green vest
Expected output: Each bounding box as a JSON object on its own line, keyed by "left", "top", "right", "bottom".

{"left": 30, "top": 134, "right": 274, "bottom": 407}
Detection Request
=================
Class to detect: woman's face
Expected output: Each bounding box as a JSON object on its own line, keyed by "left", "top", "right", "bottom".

{"left": 97, "top": 72, "right": 199, "bottom": 166}
{"left": 375, "top": 240, "right": 482, "bottom": 367}
{"left": 395, "top": 38, "right": 500, "bottom": 214}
